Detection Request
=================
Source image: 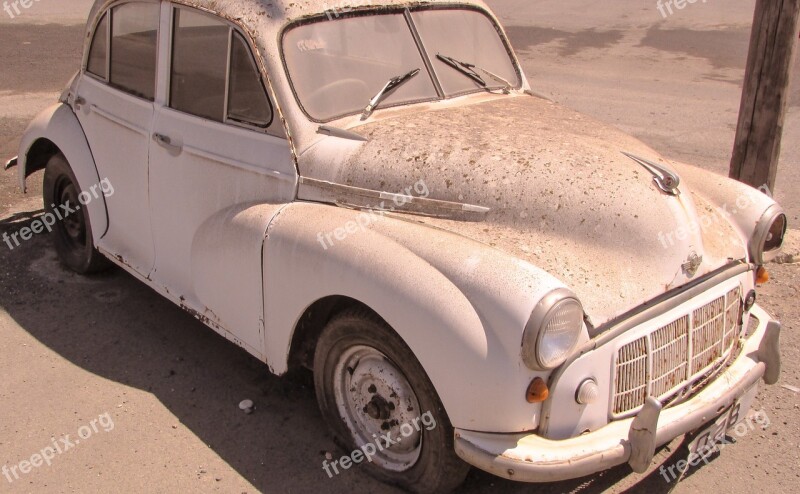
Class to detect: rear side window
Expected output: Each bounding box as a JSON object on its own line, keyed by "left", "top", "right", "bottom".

{"left": 86, "top": 13, "right": 109, "bottom": 79}
{"left": 170, "top": 8, "right": 229, "bottom": 121}
{"left": 109, "top": 3, "right": 159, "bottom": 100}
{"left": 170, "top": 7, "right": 273, "bottom": 128}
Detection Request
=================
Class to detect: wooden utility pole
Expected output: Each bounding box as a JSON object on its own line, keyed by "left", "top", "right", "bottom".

{"left": 730, "top": 0, "right": 800, "bottom": 192}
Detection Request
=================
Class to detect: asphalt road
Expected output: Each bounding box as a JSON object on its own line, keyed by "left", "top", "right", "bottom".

{"left": 0, "top": 1, "right": 798, "bottom": 493}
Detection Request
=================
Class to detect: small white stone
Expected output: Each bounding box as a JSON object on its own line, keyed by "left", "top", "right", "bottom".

{"left": 239, "top": 399, "right": 254, "bottom": 413}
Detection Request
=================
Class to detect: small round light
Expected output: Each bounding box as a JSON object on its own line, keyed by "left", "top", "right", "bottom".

{"left": 575, "top": 378, "right": 599, "bottom": 405}
{"left": 744, "top": 290, "right": 757, "bottom": 311}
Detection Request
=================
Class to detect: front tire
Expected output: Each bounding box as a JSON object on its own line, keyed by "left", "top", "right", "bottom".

{"left": 42, "top": 153, "right": 108, "bottom": 274}
{"left": 314, "top": 308, "right": 469, "bottom": 493}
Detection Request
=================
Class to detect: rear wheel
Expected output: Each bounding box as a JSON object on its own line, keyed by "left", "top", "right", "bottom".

{"left": 313, "top": 308, "right": 469, "bottom": 493}
{"left": 42, "top": 154, "right": 108, "bottom": 273}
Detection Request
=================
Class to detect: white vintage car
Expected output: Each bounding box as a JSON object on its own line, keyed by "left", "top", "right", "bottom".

{"left": 6, "top": 0, "right": 787, "bottom": 492}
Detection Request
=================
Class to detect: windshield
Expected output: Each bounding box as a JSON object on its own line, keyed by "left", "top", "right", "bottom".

{"left": 282, "top": 7, "right": 520, "bottom": 122}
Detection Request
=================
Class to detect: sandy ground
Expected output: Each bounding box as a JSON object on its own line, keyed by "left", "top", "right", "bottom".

{"left": 0, "top": 0, "right": 798, "bottom": 493}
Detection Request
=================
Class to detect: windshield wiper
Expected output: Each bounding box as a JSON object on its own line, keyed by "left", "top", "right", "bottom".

{"left": 436, "top": 54, "right": 513, "bottom": 92}
{"left": 361, "top": 68, "right": 420, "bottom": 120}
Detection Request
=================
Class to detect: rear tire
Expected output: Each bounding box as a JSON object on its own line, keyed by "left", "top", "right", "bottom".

{"left": 313, "top": 308, "right": 469, "bottom": 493}
{"left": 42, "top": 153, "right": 109, "bottom": 274}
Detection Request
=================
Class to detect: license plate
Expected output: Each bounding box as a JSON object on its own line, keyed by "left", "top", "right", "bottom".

{"left": 688, "top": 385, "right": 756, "bottom": 457}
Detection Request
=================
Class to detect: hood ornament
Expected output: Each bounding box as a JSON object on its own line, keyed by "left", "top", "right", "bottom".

{"left": 682, "top": 251, "right": 703, "bottom": 277}
{"left": 622, "top": 152, "right": 681, "bottom": 195}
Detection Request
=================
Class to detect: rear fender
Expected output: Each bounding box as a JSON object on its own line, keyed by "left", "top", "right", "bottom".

{"left": 17, "top": 103, "right": 108, "bottom": 239}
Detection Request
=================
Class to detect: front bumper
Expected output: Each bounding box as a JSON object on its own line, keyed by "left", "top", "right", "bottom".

{"left": 454, "top": 304, "right": 781, "bottom": 483}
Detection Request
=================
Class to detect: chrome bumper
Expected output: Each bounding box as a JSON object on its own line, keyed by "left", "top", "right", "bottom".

{"left": 454, "top": 304, "right": 781, "bottom": 483}
{"left": 4, "top": 156, "right": 17, "bottom": 170}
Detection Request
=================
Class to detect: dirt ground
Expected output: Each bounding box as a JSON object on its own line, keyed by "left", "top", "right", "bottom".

{"left": 0, "top": 1, "right": 798, "bottom": 493}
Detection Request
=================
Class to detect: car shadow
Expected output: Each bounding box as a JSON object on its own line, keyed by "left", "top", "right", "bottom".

{"left": 0, "top": 220, "right": 705, "bottom": 493}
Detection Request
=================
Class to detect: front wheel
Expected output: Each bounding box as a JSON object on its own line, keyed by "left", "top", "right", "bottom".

{"left": 314, "top": 308, "right": 469, "bottom": 493}
{"left": 42, "top": 153, "right": 109, "bottom": 274}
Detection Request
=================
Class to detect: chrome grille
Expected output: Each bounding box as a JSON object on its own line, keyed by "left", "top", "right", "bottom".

{"left": 612, "top": 287, "right": 742, "bottom": 417}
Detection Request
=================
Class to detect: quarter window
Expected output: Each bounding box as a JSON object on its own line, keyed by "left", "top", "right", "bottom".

{"left": 228, "top": 32, "right": 272, "bottom": 127}
{"left": 109, "top": 3, "right": 160, "bottom": 100}
{"left": 86, "top": 13, "right": 109, "bottom": 79}
{"left": 170, "top": 8, "right": 273, "bottom": 128}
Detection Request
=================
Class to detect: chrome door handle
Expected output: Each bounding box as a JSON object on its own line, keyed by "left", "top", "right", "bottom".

{"left": 153, "top": 133, "right": 182, "bottom": 151}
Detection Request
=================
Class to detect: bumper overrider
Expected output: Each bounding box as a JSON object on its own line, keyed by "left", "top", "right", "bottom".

{"left": 454, "top": 304, "right": 781, "bottom": 482}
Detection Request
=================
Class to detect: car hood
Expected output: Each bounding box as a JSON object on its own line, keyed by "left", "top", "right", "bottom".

{"left": 297, "top": 94, "right": 747, "bottom": 327}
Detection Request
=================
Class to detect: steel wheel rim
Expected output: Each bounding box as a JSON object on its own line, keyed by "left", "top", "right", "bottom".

{"left": 54, "top": 177, "right": 85, "bottom": 248}
{"left": 333, "top": 345, "right": 423, "bottom": 472}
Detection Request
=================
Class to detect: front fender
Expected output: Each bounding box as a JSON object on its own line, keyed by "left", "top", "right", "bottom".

{"left": 263, "top": 202, "right": 574, "bottom": 432}
{"left": 672, "top": 162, "right": 780, "bottom": 261}
{"left": 18, "top": 103, "right": 108, "bottom": 239}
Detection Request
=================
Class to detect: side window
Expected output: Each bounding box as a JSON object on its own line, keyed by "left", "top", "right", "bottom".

{"left": 86, "top": 13, "right": 109, "bottom": 79}
{"left": 170, "top": 7, "right": 273, "bottom": 129}
{"left": 109, "top": 3, "right": 159, "bottom": 100}
{"left": 228, "top": 32, "right": 273, "bottom": 127}
{"left": 170, "top": 8, "right": 229, "bottom": 121}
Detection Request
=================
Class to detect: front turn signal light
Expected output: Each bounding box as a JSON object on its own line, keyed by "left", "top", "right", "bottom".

{"left": 756, "top": 266, "right": 769, "bottom": 285}
{"left": 526, "top": 377, "right": 549, "bottom": 403}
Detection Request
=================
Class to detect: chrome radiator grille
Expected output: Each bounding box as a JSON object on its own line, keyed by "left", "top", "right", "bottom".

{"left": 612, "top": 287, "right": 742, "bottom": 417}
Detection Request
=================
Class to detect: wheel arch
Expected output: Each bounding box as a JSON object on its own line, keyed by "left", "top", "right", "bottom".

{"left": 22, "top": 138, "right": 60, "bottom": 180}
{"left": 288, "top": 295, "right": 381, "bottom": 371}
{"left": 263, "top": 202, "right": 565, "bottom": 432}
{"left": 18, "top": 103, "right": 108, "bottom": 239}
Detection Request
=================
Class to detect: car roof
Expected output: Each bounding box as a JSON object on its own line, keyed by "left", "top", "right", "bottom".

{"left": 89, "top": 0, "right": 492, "bottom": 28}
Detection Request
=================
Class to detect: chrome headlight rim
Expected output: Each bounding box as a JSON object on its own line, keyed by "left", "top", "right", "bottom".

{"left": 750, "top": 204, "right": 787, "bottom": 265}
{"left": 521, "top": 288, "right": 584, "bottom": 371}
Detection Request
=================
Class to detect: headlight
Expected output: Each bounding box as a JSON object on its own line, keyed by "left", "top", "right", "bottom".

{"left": 521, "top": 288, "right": 584, "bottom": 370}
{"left": 750, "top": 204, "right": 787, "bottom": 264}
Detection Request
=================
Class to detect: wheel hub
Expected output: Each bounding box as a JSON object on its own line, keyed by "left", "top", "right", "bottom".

{"left": 55, "top": 179, "right": 85, "bottom": 246}
{"left": 333, "top": 345, "right": 423, "bottom": 472}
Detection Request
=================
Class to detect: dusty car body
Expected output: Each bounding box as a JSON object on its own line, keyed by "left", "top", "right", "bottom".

{"left": 8, "top": 0, "right": 787, "bottom": 491}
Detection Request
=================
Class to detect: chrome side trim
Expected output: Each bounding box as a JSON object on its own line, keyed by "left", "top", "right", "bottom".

{"left": 183, "top": 143, "right": 295, "bottom": 183}
{"left": 90, "top": 104, "right": 149, "bottom": 136}
{"left": 316, "top": 125, "right": 369, "bottom": 142}
{"left": 298, "top": 176, "right": 490, "bottom": 220}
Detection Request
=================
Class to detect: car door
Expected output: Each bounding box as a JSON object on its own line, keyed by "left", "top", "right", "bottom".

{"left": 74, "top": 1, "right": 159, "bottom": 275}
{"left": 148, "top": 5, "right": 296, "bottom": 353}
